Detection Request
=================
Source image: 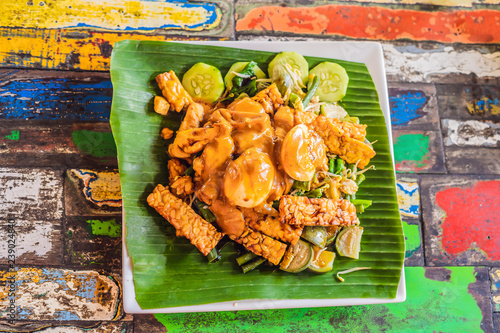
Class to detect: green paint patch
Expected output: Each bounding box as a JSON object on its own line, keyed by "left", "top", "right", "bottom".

{"left": 72, "top": 130, "right": 117, "bottom": 158}
{"left": 394, "top": 133, "right": 429, "bottom": 167}
{"left": 154, "top": 267, "right": 484, "bottom": 332}
{"left": 402, "top": 221, "right": 420, "bottom": 258}
{"left": 86, "top": 219, "right": 121, "bottom": 238}
{"left": 5, "top": 130, "right": 19, "bottom": 140}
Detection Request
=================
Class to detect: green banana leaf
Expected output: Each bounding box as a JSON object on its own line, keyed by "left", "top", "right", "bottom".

{"left": 110, "top": 40, "right": 404, "bottom": 309}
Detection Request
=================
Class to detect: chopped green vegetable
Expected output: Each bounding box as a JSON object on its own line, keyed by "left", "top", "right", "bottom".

{"left": 288, "top": 92, "right": 301, "bottom": 108}
{"left": 207, "top": 248, "right": 221, "bottom": 263}
{"left": 355, "top": 173, "right": 366, "bottom": 186}
{"left": 302, "top": 75, "right": 320, "bottom": 108}
{"left": 224, "top": 61, "right": 266, "bottom": 90}
{"left": 242, "top": 258, "right": 267, "bottom": 273}
{"left": 293, "top": 180, "right": 310, "bottom": 191}
{"left": 236, "top": 252, "right": 258, "bottom": 266}
{"left": 184, "top": 165, "right": 194, "bottom": 176}
{"left": 334, "top": 158, "right": 345, "bottom": 175}
{"left": 193, "top": 199, "right": 216, "bottom": 223}
{"left": 328, "top": 158, "right": 336, "bottom": 173}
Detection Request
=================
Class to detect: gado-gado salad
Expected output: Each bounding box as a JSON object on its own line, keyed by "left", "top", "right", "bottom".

{"left": 146, "top": 52, "right": 376, "bottom": 276}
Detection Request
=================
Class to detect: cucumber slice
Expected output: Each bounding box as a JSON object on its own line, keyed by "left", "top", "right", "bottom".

{"left": 268, "top": 51, "right": 309, "bottom": 85}
{"left": 280, "top": 239, "right": 313, "bottom": 273}
{"left": 309, "top": 62, "right": 349, "bottom": 103}
{"left": 224, "top": 62, "right": 266, "bottom": 90}
{"left": 182, "top": 62, "right": 224, "bottom": 103}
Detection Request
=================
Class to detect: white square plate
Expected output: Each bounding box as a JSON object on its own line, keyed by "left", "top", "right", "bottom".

{"left": 122, "top": 41, "right": 406, "bottom": 313}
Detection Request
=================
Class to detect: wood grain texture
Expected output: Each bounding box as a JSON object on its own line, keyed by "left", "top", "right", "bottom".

{"left": 442, "top": 119, "right": 500, "bottom": 147}
{"left": 64, "top": 169, "right": 122, "bottom": 216}
{"left": 421, "top": 176, "right": 500, "bottom": 266}
{"left": 0, "top": 70, "right": 112, "bottom": 121}
{"left": 64, "top": 217, "right": 122, "bottom": 271}
{"left": 0, "top": 0, "right": 233, "bottom": 71}
{"left": 0, "top": 219, "right": 62, "bottom": 266}
{"left": 0, "top": 122, "right": 117, "bottom": 168}
{"left": 445, "top": 147, "right": 500, "bottom": 174}
{"left": 392, "top": 130, "right": 446, "bottom": 173}
{"left": 0, "top": 268, "right": 121, "bottom": 320}
{"left": 0, "top": 321, "right": 131, "bottom": 333}
{"left": 396, "top": 175, "right": 420, "bottom": 219}
{"left": 490, "top": 267, "right": 500, "bottom": 312}
{"left": 0, "top": 168, "right": 63, "bottom": 220}
{"left": 436, "top": 83, "right": 500, "bottom": 121}
{"left": 388, "top": 82, "right": 438, "bottom": 130}
{"left": 402, "top": 219, "right": 424, "bottom": 266}
{"left": 235, "top": 2, "right": 500, "bottom": 43}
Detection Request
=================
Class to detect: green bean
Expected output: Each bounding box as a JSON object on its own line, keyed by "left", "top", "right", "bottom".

{"left": 242, "top": 258, "right": 267, "bottom": 273}
{"left": 293, "top": 180, "right": 310, "bottom": 191}
{"left": 328, "top": 158, "right": 336, "bottom": 173}
{"left": 355, "top": 173, "right": 366, "bottom": 186}
{"left": 302, "top": 75, "right": 320, "bottom": 108}
{"left": 334, "top": 159, "right": 345, "bottom": 175}
{"left": 194, "top": 199, "right": 216, "bottom": 223}
{"left": 207, "top": 248, "right": 221, "bottom": 263}
{"left": 288, "top": 93, "right": 301, "bottom": 108}
{"left": 236, "top": 252, "right": 258, "bottom": 266}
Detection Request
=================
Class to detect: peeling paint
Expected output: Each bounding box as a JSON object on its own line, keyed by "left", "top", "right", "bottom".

{"left": 70, "top": 169, "right": 122, "bottom": 207}
{"left": 443, "top": 119, "right": 500, "bottom": 147}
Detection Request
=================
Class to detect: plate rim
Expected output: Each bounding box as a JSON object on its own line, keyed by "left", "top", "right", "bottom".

{"left": 119, "top": 40, "right": 406, "bottom": 313}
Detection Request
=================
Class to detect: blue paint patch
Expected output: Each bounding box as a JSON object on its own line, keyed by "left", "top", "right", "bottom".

{"left": 17, "top": 305, "right": 34, "bottom": 319}
{"left": 53, "top": 310, "right": 82, "bottom": 320}
{"left": 389, "top": 90, "right": 428, "bottom": 126}
{"left": 71, "top": 1, "right": 219, "bottom": 31}
{"left": 400, "top": 205, "right": 419, "bottom": 217}
{"left": 476, "top": 97, "right": 499, "bottom": 111}
{"left": 397, "top": 182, "right": 418, "bottom": 196}
{"left": 0, "top": 77, "right": 112, "bottom": 121}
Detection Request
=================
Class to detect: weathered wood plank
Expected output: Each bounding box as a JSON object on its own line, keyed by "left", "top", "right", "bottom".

{"left": 0, "top": 168, "right": 63, "bottom": 220}
{"left": 445, "top": 147, "right": 500, "bottom": 175}
{"left": 421, "top": 176, "right": 500, "bottom": 266}
{"left": 152, "top": 267, "right": 492, "bottom": 332}
{"left": 0, "top": 0, "right": 233, "bottom": 71}
{"left": 235, "top": 3, "right": 500, "bottom": 44}
{"left": 396, "top": 175, "right": 420, "bottom": 219}
{"left": 490, "top": 267, "right": 500, "bottom": 312}
{"left": 0, "top": 268, "right": 121, "bottom": 320}
{"left": 0, "top": 321, "right": 131, "bottom": 332}
{"left": 442, "top": 119, "right": 500, "bottom": 147}
{"left": 0, "top": 122, "right": 117, "bottom": 167}
{"left": 437, "top": 83, "right": 500, "bottom": 120}
{"left": 64, "top": 217, "right": 122, "bottom": 271}
{"left": 0, "top": 70, "right": 112, "bottom": 121}
{"left": 4, "top": 0, "right": 230, "bottom": 35}
{"left": 392, "top": 130, "right": 446, "bottom": 173}
{"left": 0, "top": 219, "right": 62, "bottom": 266}
{"left": 134, "top": 315, "right": 167, "bottom": 333}
{"left": 65, "top": 169, "right": 122, "bottom": 216}
{"left": 495, "top": 314, "right": 500, "bottom": 333}
{"left": 402, "top": 219, "right": 424, "bottom": 266}
{"left": 388, "top": 82, "right": 438, "bottom": 130}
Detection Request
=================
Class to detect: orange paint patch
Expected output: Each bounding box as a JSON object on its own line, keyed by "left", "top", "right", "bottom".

{"left": 236, "top": 5, "right": 500, "bottom": 44}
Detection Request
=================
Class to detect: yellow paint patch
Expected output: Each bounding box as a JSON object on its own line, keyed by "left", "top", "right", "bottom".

{"left": 72, "top": 169, "right": 122, "bottom": 207}
{"left": 0, "top": 28, "right": 223, "bottom": 71}
{"left": 3, "top": 0, "right": 219, "bottom": 31}
{"left": 467, "top": 97, "right": 500, "bottom": 116}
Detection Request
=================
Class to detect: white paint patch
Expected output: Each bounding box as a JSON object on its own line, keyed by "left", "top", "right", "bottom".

{"left": 0, "top": 168, "right": 63, "bottom": 220}
{"left": 383, "top": 44, "right": 500, "bottom": 82}
{"left": 0, "top": 268, "right": 120, "bottom": 321}
{"left": 443, "top": 119, "right": 500, "bottom": 147}
{"left": 0, "top": 220, "right": 54, "bottom": 259}
{"left": 38, "top": 323, "right": 127, "bottom": 333}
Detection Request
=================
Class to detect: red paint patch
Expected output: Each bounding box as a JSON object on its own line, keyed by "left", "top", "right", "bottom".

{"left": 236, "top": 5, "right": 500, "bottom": 44}
{"left": 436, "top": 180, "right": 500, "bottom": 260}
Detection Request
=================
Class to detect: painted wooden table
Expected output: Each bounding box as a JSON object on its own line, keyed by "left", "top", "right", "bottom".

{"left": 1, "top": 1, "right": 499, "bottom": 332}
